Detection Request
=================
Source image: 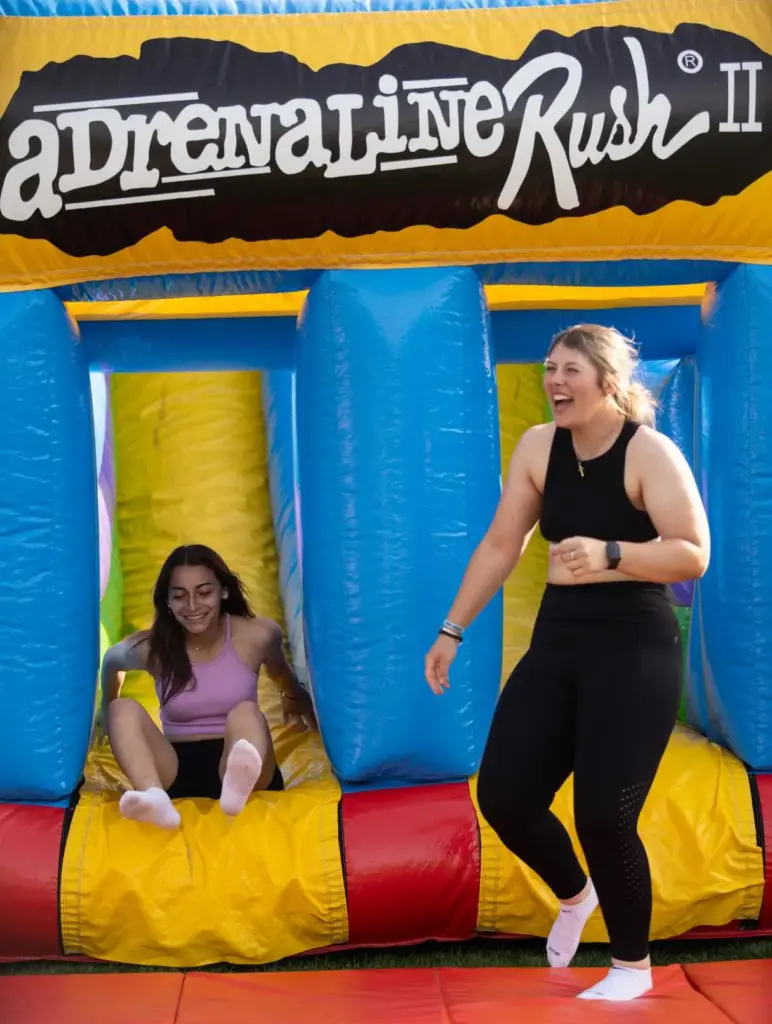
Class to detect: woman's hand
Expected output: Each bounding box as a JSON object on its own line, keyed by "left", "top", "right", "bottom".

{"left": 425, "top": 634, "right": 461, "bottom": 694}
{"left": 551, "top": 536, "right": 609, "bottom": 579}
{"left": 281, "top": 687, "right": 318, "bottom": 732}
{"left": 92, "top": 704, "right": 109, "bottom": 746}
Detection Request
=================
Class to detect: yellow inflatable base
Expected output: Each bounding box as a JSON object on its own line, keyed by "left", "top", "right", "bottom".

{"left": 60, "top": 783, "right": 347, "bottom": 967}
{"left": 475, "top": 724, "right": 764, "bottom": 942}
{"left": 63, "top": 722, "right": 762, "bottom": 967}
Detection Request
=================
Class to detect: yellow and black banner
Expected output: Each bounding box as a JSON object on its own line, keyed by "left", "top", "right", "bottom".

{"left": 0, "top": 0, "right": 771, "bottom": 290}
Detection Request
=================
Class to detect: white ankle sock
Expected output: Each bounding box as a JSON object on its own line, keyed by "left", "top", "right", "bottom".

{"left": 546, "top": 881, "right": 599, "bottom": 967}
{"left": 220, "top": 739, "right": 263, "bottom": 816}
{"left": 119, "top": 786, "right": 181, "bottom": 829}
{"left": 578, "top": 965, "right": 653, "bottom": 1002}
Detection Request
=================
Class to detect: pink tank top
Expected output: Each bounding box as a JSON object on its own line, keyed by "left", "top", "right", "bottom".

{"left": 155, "top": 616, "right": 259, "bottom": 740}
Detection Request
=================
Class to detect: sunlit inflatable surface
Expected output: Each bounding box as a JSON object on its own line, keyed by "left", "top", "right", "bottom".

{"left": 0, "top": 0, "right": 771, "bottom": 969}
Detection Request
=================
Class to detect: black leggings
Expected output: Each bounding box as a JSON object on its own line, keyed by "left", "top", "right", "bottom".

{"left": 477, "top": 582, "right": 682, "bottom": 962}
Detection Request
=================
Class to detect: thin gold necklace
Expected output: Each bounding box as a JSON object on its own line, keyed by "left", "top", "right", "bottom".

{"left": 575, "top": 422, "right": 623, "bottom": 478}
{"left": 191, "top": 620, "right": 224, "bottom": 654}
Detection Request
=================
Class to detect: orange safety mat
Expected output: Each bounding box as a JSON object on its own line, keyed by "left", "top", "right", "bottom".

{"left": 1, "top": 973, "right": 184, "bottom": 1024}
{"left": 683, "top": 960, "right": 772, "bottom": 1024}
{"left": 3, "top": 961, "right": 771, "bottom": 1023}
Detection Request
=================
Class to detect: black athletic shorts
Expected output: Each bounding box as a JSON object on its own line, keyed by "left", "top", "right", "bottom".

{"left": 166, "top": 738, "right": 284, "bottom": 801}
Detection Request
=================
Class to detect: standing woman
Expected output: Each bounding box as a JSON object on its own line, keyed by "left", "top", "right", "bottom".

{"left": 424, "top": 325, "right": 709, "bottom": 1002}
{"left": 99, "top": 544, "right": 316, "bottom": 829}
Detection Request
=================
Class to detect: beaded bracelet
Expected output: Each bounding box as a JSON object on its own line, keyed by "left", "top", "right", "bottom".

{"left": 439, "top": 621, "right": 464, "bottom": 644}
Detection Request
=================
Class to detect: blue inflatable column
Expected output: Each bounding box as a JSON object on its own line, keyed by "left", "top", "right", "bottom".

{"left": 0, "top": 291, "right": 99, "bottom": 802}
{"left": 657, "top": 357, "right": 697, "bottom": 474}
{"left": 691, "top": 265, "right": 772, "bottom": 769}
{"left": 658, "top": 357, "right": 697, "bottom": 619}
{"left": 295, "top": 268, "right": 502, "bottom": 784}
{"left": 262, "top": 369, "right": 308, "bottom": 687}
{"left": 635, "top": 359, "right": 679, "bottom": 405}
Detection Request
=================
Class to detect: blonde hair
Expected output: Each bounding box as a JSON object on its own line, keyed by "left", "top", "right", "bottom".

{"left": 547, "top": 324, "right": 656, "bottom": 427}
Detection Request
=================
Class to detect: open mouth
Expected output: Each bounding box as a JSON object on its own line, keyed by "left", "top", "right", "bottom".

{"left": 185, "top": 613, "right": 209, "bottom": 624}
{"left": 553, "top": 396, "right": 574, "bottom": 412}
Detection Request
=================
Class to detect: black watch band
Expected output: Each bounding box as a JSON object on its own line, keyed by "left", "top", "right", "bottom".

{"left": 606, "top": 540, "right": 622, "bottom": 570}
{"left": 439, "top": 627, "right": 463, "bottom": 644}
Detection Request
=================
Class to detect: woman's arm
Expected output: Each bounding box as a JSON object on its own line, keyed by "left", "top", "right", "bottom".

{"left": 616, "top": 430, "right": 710, "bottom": 582}
{"left": 260, "top": 621, "right": 304, "bottom": 697}
{"left": 257, "top": 620, "right": 317, "bottom": 729}
{"left": 444, "top": 427, "right": 545, "bottom": 629}
{"left": 100, "top": 633, "right": 149, "bottom": 709}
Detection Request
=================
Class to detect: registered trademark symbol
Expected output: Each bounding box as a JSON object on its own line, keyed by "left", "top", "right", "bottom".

{"left": 678, "top": 50, "right": 703, "bottom": 73}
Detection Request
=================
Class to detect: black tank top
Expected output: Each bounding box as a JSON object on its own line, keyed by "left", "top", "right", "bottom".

{"left": 540, "top": 420, "right": 659, "bottom": 544}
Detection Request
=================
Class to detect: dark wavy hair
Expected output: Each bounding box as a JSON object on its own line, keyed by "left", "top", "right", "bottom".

{"left": 147, "top": 544, "right": 254, "bottom": 706}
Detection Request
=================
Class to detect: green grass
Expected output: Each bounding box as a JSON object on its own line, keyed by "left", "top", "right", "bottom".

{"left": 3, "top": 936, "right": 772, "bottom": 976}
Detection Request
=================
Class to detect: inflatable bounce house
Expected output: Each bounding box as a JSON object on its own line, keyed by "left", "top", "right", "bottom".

{"left": 2, "top": 0, "right": 772, "bottom": 1019}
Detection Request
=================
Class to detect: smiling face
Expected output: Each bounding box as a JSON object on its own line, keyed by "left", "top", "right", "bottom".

{"left": 543, "top": 341, "right": 611, "bottom": 428}
{"left": 167, "top": 564, "right": 225, "bottom": 636}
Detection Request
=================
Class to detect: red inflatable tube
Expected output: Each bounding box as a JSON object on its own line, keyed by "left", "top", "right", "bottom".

{"left": 0, "top": 803, "right": 65, "bottom": 959}
{"left": 0, "top": 772, "right": 769, "bottom": 963}
{"left": 340, "top": 782, "right": 481, "bottom": 947}
{"left": 754, "top": 773, "right": 772, "bottom": 931}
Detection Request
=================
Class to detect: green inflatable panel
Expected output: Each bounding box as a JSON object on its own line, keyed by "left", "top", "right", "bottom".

{"left": 100, "top": 519, "right": 124, "bottom": 645}
{"left": 674, "top": 604, "right": 692, "bottom": 723}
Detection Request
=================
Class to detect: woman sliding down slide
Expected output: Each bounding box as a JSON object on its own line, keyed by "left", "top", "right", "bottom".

{"left": 98, "top": 544, "right": 316, "bottom": 829}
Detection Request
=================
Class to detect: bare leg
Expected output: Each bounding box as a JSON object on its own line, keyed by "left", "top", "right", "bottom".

{"left": 108, "top": 698, "right": 181, "bottom": 829}
{"left": 218, "top": 701, "right": 277, "bottom": 815}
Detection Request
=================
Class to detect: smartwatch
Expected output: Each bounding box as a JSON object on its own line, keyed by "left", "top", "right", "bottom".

{"left": 606, "top": 540, "right": 622, "bottom": 570}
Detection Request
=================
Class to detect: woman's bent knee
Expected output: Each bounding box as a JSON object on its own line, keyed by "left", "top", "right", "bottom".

{"left": 108, "top": 698, "right": 164, "bottom": 749}
{"left": 108, "top": 697, "right": 145, "bottom": 724}
{"left": 478, "top": 774, "right": 526, "bottom": 835}
{"left": 226, "top": 700, "right": 261, "bottom": 723}
{"left": 478, "top": 755, "right": 556, "bottom": 839}
{"left": 477, "top": 785, "right": 506, "bottom": 834}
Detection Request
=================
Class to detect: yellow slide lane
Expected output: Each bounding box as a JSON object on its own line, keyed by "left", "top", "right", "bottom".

{"left": 62, "top": 371, "right": 346, "bottom": 966}
{"left": 495, "top": 364, "right": 550, "bottom": 677}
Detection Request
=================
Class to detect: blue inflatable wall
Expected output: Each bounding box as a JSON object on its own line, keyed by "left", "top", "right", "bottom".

{"left": 658, "top": 358, "right": 697, "bottom": 476}
{"left": 690, "top": 266, "right": 772, "bottom": 769}
{"left": 263, "top": 370, "right": 309, "bottom": 688}
{"left": 0, "top": 291, "right": 99, "bottom": 802}
{"left": 2, "top": 274, "right": 772, "bottom": 802}
{"left": 295, "top": 268, "right": 502, "bottom": 784}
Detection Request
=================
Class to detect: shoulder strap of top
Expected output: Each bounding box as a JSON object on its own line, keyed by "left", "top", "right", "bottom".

{"left": 602, "top": 419, "right": 640, "bottom": 470}
{"left": 618, "top": 418, "right": 641, "bottom": 448}
{"left": 543, "top": 425, "right": 572, "bottom": 489}
{"left": 552, "top": 426, "right": 576, "bottom": 463}
{"left": 553, "top": 425, "right": 573, "bottom": 446}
